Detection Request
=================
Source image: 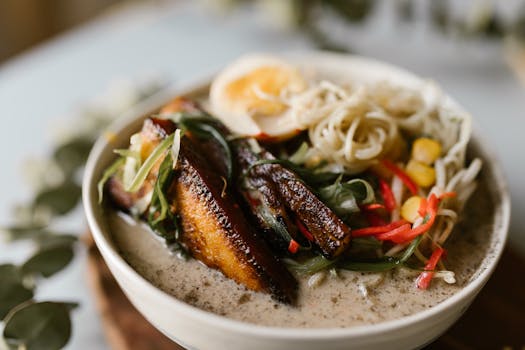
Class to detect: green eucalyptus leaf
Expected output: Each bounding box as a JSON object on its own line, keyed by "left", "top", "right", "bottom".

{"left": 34, "top": 233, "right": 77, "bottom": 250}
{"left": 0, "top": 225, "right": 48, "bottom": 242}
{"left": 3, "top": 301, "right": 77, "bottom": 350}
{"left": 53, "top": 138, "right": 93, "bottom": 176}
{"left": 0, "top": 265, "right": 34, "bottom": 319}
{"left": 33, "top": 182, "right": 81, "bottom": 216}
{"left": 21, "top": 244, "right": 74, "bottom": 278}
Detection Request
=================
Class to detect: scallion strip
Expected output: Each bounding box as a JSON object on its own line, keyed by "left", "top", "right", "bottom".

{"left": 258, "top": 206, "right": 293, "bottom": 242}
{"left": 337, "top": 257, "right": 400, "bottom": 272}
{"left": 400, "top": 235, "right": 423, "bottom": 263}
{"left": 113, "top": 149, "right": 141, "bottom": 162}
{"left": 97, "top": 157, "right": 125, "bottom": 203}
{"left": 149, "top": 156, "right": 174, "bottom": 225}
{"left": 171, "top": 129, "right": 182, "bottom": 169}
{"left": 286, "top": 255, "right": 338, "bottom": 275}
{"left": 289, "top": 142, "right": 309, "bottom": 164}
{"left": 125, "top": 133, "right": 174, "bottom": 193}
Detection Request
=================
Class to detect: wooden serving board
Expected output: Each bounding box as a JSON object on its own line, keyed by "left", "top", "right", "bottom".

{"left": 85, "top": 234, "right": 525, "bottom": 350}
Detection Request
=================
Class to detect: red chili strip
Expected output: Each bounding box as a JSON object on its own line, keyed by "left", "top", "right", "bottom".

{"left": 417, "top": 197, "right": 428, "bottom": 217}
{"left": 288, "top": 239, "right": 300, "bottom": 254}
{"left": 375, "top": 223, "right": 412, "bottom": 241}
{"left": 361, "top": 203, "right": 386, "bottom": 211}
{"left": 439, "top": 191, "right": 457, "bottom": 200}
{"left": 295, "top": 218, "right": 314, "bottom": 242}
{"left": 245, "top": 194, "right": 261, "bottom": 207}
{"left": 379, "top": 179, "right": 396, "bottom": 212}
{"left": 386, "top": 193, "right": 439, "bottom": 244}
{"left": 352, "top": 219, "right": 409, "bottom": 237}
{"left": 381, "top": 159, "right": 419, "bottom": 195}
{"left": 416, "top": 247, "right": 445, "bottom": 289}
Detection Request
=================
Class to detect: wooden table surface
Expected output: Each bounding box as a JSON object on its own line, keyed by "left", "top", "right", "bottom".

{"left": 85, "top": 235, "right": 525, "bottom": 350}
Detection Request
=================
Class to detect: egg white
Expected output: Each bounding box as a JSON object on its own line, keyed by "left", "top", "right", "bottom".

{"left": 209, "top": 54, "right": 306, "bottom": 140}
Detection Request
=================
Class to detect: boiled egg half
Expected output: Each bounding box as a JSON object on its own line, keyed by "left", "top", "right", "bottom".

{"left": 209, "top": 54, "right": 307, "bottom": 140}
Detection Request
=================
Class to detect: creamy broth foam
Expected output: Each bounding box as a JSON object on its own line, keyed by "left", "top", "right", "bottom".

{"left": 106, "top": 167, "right": 494, "bottom": 328}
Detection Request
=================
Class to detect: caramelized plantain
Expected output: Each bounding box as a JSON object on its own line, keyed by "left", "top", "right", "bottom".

{"left": 175, "top": 136, "right": 297, "bottom": 303}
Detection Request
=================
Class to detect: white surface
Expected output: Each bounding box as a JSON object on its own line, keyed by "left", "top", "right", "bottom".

{"left": 0, "top": 1, "right": 523, "bottom": 349}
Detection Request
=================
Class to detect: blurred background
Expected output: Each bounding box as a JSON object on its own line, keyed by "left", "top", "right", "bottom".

{"left": 1, "top": 0, "right": 524, "bottom": 349}
{"left": 2, "top": 0, "right": 525, "bottom": 62}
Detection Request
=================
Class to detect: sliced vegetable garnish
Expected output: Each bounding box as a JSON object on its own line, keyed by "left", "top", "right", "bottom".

{"left": 386, "top": 193, "right": 439, "bottom": 244}
{"left": 257, "top": 205, "right": 293, "bottom": 243}
{"left": 319, "top": 177, "right": 375, "bottom": 217}
{"left": 351, "top": 219, "right": 409, "bottom": 237}
{"left": 361, "top": 203, "right": 385, "bottom": 211}
{"left": 417, "top": 196, "right": 428, "bottom": 217}
{"left": 171, "top": 129, "right": 182, "bottom": 169}
{"left": 286, "top": 255, "right": 337, "bottom": 274}
{"left": 439, "top": 191, "right": 457, "bottom": 200}
{"left": 378, "top": 178, "right": 396, "bottom": 212}
{"left": 295, "top": 218, "right": 314, "bottom": 242}
{"left": 125, "top": 133, "right": 174, "bottom": 193}
{"left": 381, "top": 159, "right": 419, "bottom": 195}
{"left": 337, "top": 257, "right": 401, "bottom": 272}
{"left": 288, "top": 239, "right": 300, "bottom": 254}
{"left": 416, "top": 247, "right": 445, "bottom": 289}
{"left": 400, "top": 235, "right": 423, "bottom": 262}
{"left": 375, "top": 223, "right": 411, "bottom": 241}
{"left": 289, "top": 142, "right": 309, "bottom": 164}
{"left": 148, "top": 156, "right": 174, "bottom": 226}
{"left": 113, "top": 149, "right": 141, "bottom": 162}
{"left": 97, "top": 157, "right": 125, "bottom": 203}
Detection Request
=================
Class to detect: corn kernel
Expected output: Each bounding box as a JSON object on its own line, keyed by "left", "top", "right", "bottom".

{"left": 401, "top": 196, "right": 423, "bottom": 223}
{"left": 412, "top": 138, "right": 441, "bottom": 165}
{"left": 406, "top": 160, "right": 436, "bottom": 187}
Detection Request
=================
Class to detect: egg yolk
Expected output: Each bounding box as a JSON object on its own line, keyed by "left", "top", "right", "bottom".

{"left": 225, "top": 66, "right": 305, "bottom": 117}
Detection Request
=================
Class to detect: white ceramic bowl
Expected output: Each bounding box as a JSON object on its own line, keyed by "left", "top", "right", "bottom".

{"left": 83, "top": 52, "right": 510, "bottom": 350}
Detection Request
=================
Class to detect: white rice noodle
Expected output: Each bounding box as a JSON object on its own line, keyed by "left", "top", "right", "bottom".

{"left": 283, "top": 77, "right": 480, "bottom": 258}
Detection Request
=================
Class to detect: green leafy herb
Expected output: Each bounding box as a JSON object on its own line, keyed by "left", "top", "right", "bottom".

{"left": 113, "top": 148, "right": 141, "bottom": 162}
{"left": 125, "top": 133, "right": 174, "bottom": 193}
{"left": 319, "top": 176, "right": 375, "bottom": 217}
{"left": 399, "top": 235, "right": 423, "bottom": 263}
{"left": 3, "top": 302, "right": 77, "bottom": 350}
{"left": 0, "top": 265, "right": 34, "bottom": 320}
{"left": 337, "top": 257, "right": 402, "bottom": 272}
{"left": 34, "top": 181, "right": 81, "bottom": 216}
{"left": 21, "top": 244, "right": 75, "bottom": 279}
{"left": 257, "top": 206, "right": 293, "bottom": 243}
{"left": 288, "top": 235, "right": 423, "bottom": 275}
{"left": 97, "top": 157, "right": 125, "bottom": 204}
{"left": 288, "top": 142, "right": 309, "bottom": 164}
{"left": 149, "top": 156, "right": 174, "bottom": 226}
{"left": 286, "top": 255, "right": 338, "bottom": 275}
{"left": 53, "top": 138, "right": 93, "bottom": 176}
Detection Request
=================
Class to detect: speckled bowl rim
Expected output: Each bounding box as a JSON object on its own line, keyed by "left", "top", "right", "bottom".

{"left": 83, "top": 52, "right": 510, "bottom": 341}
